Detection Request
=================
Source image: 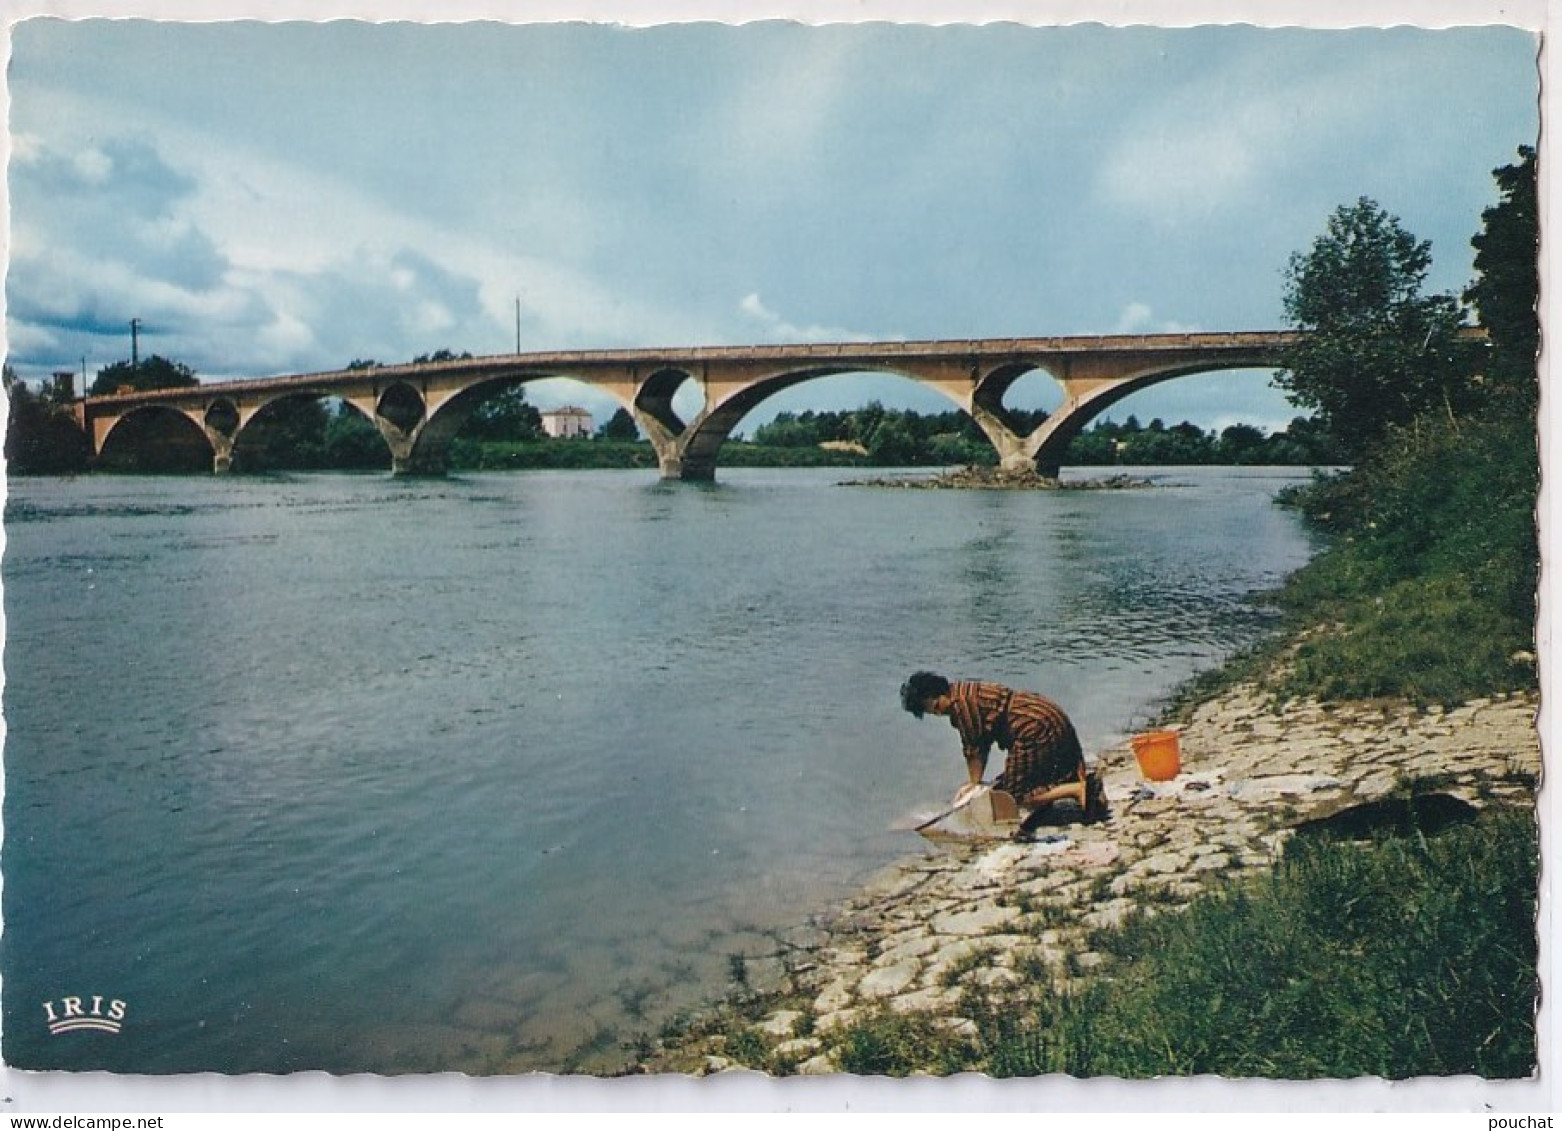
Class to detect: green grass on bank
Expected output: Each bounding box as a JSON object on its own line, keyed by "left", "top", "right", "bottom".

{"left": 822, "top": 803, "right": 1537, "bottom": 1079}
{"left": 1271, "top": 409, "right": 1538, "bottom": 705}
{"left": 1160, "top": 406, "right": 1538, "bottom": 713}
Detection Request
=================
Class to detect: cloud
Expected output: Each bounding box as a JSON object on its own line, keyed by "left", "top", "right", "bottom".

{"left": 1113, "top": 303, "right": 1201, "bottom": 335}
{"left": 738, "top": 293, "right": 883, "bottom": 344}
{"left": 1091, "top": 29, "right": 1530, "bottom": 236}
{"left": 240, "top": 247, "right": 489, "bottom": 371}
{"left": 6, "top": 134, "right": 276, "bottom": 374}
{"left": 11, "top": 135, "right": 227, "bottom": 290}
{"left": 4, "top": 116, "right": 713, "bottom": 378}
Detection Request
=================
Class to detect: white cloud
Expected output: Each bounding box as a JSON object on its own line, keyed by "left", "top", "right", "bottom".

{"left": 738, "top": 292, "right": 883, "bottom": 344}
{"left": 10, "top": 129, "right": 43, "bottom": 163}
{"left": 1113, "top": 303, "right": 1200, "bottom": 335}
{"left": 701, "top": 33, "right": 863, "bottom": 181}
{"left": 72, "top": 145, "right": 114, "bottom": 184}
{"left": 254, "top": 310, "right": 319, "bottom": 363}
{"left": 5, "top": 82, "right": 719, "bottom": 375}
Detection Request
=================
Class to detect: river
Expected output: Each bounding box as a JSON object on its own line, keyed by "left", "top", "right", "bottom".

{"left": 1, "top": 465, "right": 1322, "bottom": 1074}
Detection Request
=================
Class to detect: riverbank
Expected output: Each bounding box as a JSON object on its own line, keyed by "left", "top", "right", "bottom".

{"left": 627, "top": 679, "right": 1540, "bottom": 1076}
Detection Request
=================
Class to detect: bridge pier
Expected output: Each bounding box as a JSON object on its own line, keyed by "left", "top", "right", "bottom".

{"left": 375, "top": 420, "right": 450, "bottom": 476}
{"left": 203, "top": 418, "right": 238, "bottom": 471}
{"left": 966, "top": 399, "right": 1050, "bottom": 478}
{"left": 631, "top": 405, "right": 717, "bottom": 481}
{"left": 209, "top": 436, "right": 235, "bottom": 474}
{"left": 654, "top": 455, "right": 715, "bottom": 481}
{"left": 391, "top": 451, "right": 449, "bottom": 476}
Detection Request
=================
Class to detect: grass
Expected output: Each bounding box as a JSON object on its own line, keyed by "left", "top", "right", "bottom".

{"left": 832, "top": 1009, "right": 978, "bottom": 1077}
{"left": 1272, "top": 410, "right": 1536, "bottom": 705}
{"left": 1271, "top": 571, "right": 1534, "bottom": 707}
{"left": 826, "top": 803, "right": 1536, "bottom": 1079}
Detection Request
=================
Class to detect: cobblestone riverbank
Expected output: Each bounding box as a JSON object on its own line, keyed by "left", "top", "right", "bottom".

{"left": 631, "top": 684, "right": 1541, "bottom": 1075}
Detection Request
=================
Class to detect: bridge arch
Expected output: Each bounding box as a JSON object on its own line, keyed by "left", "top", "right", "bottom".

{"left": 377, "top": 382, "right": 426, "bottom": 434}
{"left": 675, "top": 364, "right": 974, "bottom": 480}
{"left": 412, "top": 372, "right": 641, "bottom": 474}
{"left": 97, "top": 405, "right": 214, "bottom": 473}
{"left": 204, "top": 397, "right": 240, "bottom": 438}
{"left": 1020, "top": 359, "right": 1280, "bottom": 476}
{"left": 220, "top": 390, "right": 382, "bottom": 473}
{"left": 634, "top": 367, "right": 701, "bottom": 450}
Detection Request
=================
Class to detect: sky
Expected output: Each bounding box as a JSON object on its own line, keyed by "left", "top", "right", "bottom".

{"left": 3, "top": 17, "right": 1542, "bottom": 436}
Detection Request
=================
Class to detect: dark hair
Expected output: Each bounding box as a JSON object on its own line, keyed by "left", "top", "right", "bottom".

{"left": 900, "top": 671, "right": 950, "bottom": 718}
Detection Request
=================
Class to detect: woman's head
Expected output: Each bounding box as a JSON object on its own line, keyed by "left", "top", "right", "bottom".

{"left": 900, "top": 671, "right": 951, "bottom": 718}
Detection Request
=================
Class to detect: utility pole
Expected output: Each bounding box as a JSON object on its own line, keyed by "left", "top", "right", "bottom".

{"left": 515, "top": 297, "right": 522, "bottom": 355}
{"left": 129, "top": 318, "right": 141, "bottom": 370}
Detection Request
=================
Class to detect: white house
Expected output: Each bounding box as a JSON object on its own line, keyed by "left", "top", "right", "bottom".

{"left": 540, "top": 405, "right": 594, "bottom": 439}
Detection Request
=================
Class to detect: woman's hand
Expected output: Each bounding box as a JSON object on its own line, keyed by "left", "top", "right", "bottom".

{"left": 953, "top": 781, "right": 987, "bottom": 805}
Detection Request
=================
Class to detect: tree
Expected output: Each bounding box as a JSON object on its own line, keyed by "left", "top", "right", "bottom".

{"left": 866, "top": 415, "right": 917, "bottom": 466}
{"left": 1278, "top": 198, "right": 1479, "bottom": 458}
{"left": 1465, "top": 146, "right": 1539, "bottom": 412}
{"left": 89, "top": 354, "right": 198, "bottom": 396}
{"left": 5, "top": 366, "right": 90, "bottom": 473}
{"left": 597, "top": 407, "right": 641, "bottom": 441}
{"left": 1217, "top": 423, "right": 1267, "bottom": 464}
{"left": 751, "top": 412, "right": 820, "bottom": 447}
{"left": 324, "top": 402, "right": 389, "bottom": 468}
{"left": 461, "top": 385, "right": 542, "bottom": 443}
{"left": 232, "top": 396, "right": 330, "bottom": 470}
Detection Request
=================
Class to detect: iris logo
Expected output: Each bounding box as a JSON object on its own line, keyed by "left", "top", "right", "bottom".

{"left": 42, "top": 995, "right": 127, "bottom": 1035}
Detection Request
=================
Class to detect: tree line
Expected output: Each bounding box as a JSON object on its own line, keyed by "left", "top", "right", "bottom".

{"left": 745, "top": 405, "right": 1346, "bottom": 467}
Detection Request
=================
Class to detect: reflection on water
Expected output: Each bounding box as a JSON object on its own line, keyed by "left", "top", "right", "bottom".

{"left": 3, "top": 466, "right": 1321, "bottom": 1073}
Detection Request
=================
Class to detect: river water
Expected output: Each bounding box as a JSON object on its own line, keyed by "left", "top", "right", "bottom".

{"left": 2, "top": 465, "right": 1321, "bottom": 1074}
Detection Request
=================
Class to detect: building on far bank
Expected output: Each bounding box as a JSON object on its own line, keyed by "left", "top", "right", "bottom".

{"left": 540, "top": 405, "right": 593, "bottom": 439}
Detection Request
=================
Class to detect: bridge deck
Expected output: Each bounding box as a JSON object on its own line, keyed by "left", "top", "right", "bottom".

{"left": 85, "top": 331, "right": 1301, "bottom": 406}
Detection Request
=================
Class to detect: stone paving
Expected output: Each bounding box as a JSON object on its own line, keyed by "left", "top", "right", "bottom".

{"left": 668, "top": 684, "right": 1540, "bottom": 1075}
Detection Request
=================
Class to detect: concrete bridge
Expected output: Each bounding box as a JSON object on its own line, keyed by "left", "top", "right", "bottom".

{"left": 80, "top": 331, "right": 1299, "bottom": 480}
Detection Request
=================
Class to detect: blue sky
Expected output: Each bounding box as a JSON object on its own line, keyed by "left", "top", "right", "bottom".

{"left": 4, "top": 18, "right": 1540, "bottom": 435}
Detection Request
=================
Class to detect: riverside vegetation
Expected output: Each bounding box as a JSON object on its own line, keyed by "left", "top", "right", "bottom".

{"left": 614, "top": 150, "right": 1540, "bottom": 1079}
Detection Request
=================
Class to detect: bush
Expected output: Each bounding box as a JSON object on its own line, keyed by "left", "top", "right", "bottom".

{"left": 1267, "top": 405, "right": 1537, "bottom": 704}
{"left": 983, "top": 805, "right": 1537, "bottom": 1079}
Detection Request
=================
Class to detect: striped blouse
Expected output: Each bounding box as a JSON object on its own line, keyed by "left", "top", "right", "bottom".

{"left": 945, "top": 680, "right": 1084, "bottom": 800}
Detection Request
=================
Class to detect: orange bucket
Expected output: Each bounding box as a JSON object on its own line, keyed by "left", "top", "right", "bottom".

{"left": 1130, "top": 730, "right": 1181, "bottom": 781}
